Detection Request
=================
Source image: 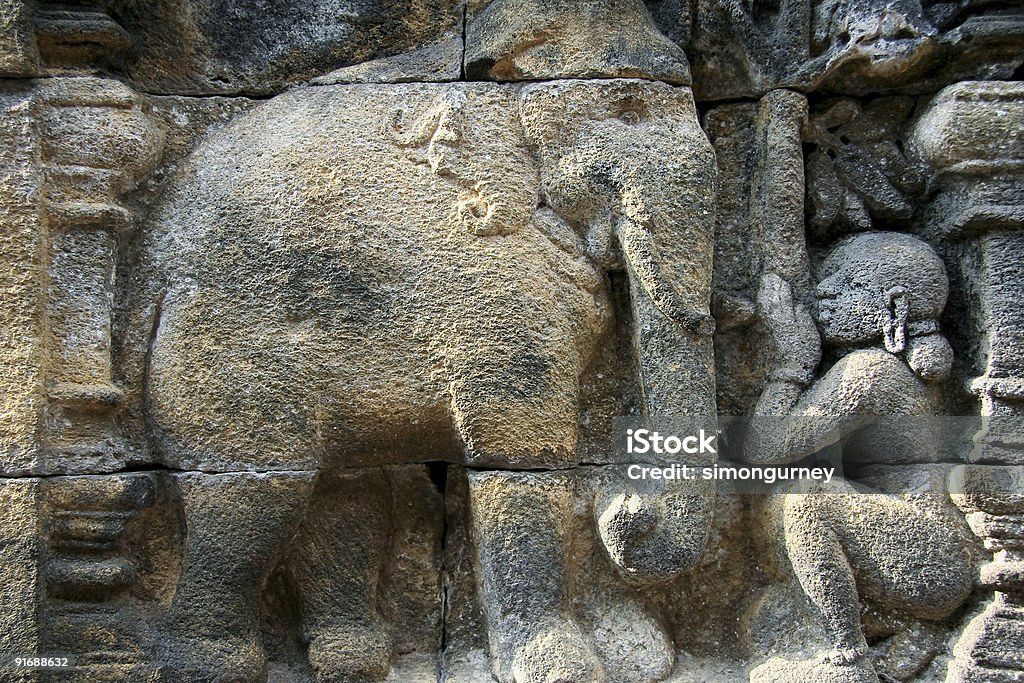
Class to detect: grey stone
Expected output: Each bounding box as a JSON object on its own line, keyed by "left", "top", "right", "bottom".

{"left": 804, "top": 96, "right": 924, "bottom": 240}
{"left": 705, "top": 90, "right": 810, "bottom": 417}
{"left": 122, "top": 77, "right": 717, "bottom": 682}
{"left": 116, "top": 0, "right": 464, "bottom": 96}
{"left": 0, "top": 478, "right": 41, "bottom": 683}
{"left": 465, "top": 0, "right": 690, "bottom": 83}
{"left": 0, "top": 0, "right": 39, "bottom": 77}
{"left": 311, "top": 37, "right": 463, "bottom": 84}
{"left": 677, "top": 0, "right": 1024, "bottom": 100}
{"left": 740, "top": 234, "right": 977, "bottom": 680}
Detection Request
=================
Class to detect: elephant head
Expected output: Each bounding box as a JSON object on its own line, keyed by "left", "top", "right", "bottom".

{"left": 519, "top": 80, "right": 719, "bottom": 581}
{"left": 518, "top": 79, "right": 717, "bottom": 336}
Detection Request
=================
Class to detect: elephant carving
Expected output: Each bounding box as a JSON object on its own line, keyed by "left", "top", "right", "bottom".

{"left": 119, "top": 79, "right": 718, "bottom": 682}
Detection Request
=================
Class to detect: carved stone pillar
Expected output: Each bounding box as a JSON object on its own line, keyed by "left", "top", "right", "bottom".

{"left": 41, "top": 473, "right": 158, "bottom": 681}
{"left": 36, "top": 77, "right": 162, "bottom": 473}
{"left": 911, "top": 80, "right": 1024, "bottom": 683}
{"left": 25, "top": 74, "right": 164, "bottom": 683}
{"left": 705, "top": 88, "right": 810, "bottom": 415}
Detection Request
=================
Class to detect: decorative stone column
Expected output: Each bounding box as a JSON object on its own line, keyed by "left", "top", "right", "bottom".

{"left": 911, "top": 80, "right": 1024, "bottom": 683}
{"left": 42, "top": 473, "right": 158, "bottom": 682}
{"left": 26, "top": 73, "right": 164, "bottom": 683}
{"left": 36, "top": 76, "right": 162, "bottom": 473}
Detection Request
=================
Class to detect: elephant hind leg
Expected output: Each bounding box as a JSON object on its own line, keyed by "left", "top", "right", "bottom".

{"left": 290, "top": 468, "right": 394, "bottom": 683}
{"left": 161, "top": 471, "right": 316, "bottom": 683}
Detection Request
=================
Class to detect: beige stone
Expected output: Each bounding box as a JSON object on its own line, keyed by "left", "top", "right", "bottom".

{"left": 0, "top": 478, "right": 41, "bottom": 683}
{"left": 0, "top": 0, "right": 38, "bottom": 77}
{"left": 0, "top": 89, "right": 45, "bottom": 475}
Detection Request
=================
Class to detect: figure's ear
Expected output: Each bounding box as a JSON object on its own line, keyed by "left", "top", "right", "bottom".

{"left": 883, "top": 286, "right": 909, "bottom": 353}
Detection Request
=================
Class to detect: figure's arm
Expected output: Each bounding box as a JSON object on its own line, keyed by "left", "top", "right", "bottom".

{"left": 745, "top": 363, "right": 873, "bottom": 464}
{"left": 743, "top": 273, "right": 871, "bottom": 464}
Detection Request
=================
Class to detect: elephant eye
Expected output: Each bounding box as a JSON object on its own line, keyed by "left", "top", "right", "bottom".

{"left": 611, "top": 97, "right": 648, "bottom": 124}
{"left": 619, "top": 110, "right": 641, "bottom": 125}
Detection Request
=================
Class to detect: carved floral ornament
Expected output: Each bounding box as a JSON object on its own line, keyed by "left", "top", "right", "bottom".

{"left": 0, "top": 1, "right": 1021, "bottom": 682}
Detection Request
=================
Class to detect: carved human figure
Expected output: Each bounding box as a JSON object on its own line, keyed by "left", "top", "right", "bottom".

{"left": 122, "top": 79, "right": 716, "bottom": 683}
{"left": 742, "top": 232, "right": 974, "bottom": 680}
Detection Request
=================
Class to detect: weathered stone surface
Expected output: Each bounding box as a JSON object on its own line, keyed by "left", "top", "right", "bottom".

{"left": 0, "top": 87, "right": 45, "bottom": 475}
{"left": 0, "top": 0, "right": 39, "bottom": 77}
{"left": 1, "top": 3, "right": 1022, "bottom": 682}
{"left": 0, "top": 478, "right": 41, "bottom": 683}
{"left": 680, "top": 0, "right": 1024, "bottom": 100}
{"left": 126, "top": 79, "right": 715, "bottom": 474}
{"left": 738, "top": 233, "right": 979, "bottom": 681}
{"left": 116, "top": 0, "right": 464, "bottom": 95}
{"left": 465, "top": 0, "right": 690, "bottom": 83}
{"left": 311, "top": 37, "right": 464, "bottom": 84}
{"left": 911, "top": 81, "right": 1024, "bottom": 179}
{"left": 804, "top": 96, "right": 924, "bottom": 240}
{"left": 32, "top": 77, "right": 163, "bottom": 475}
{"left": 705, "top": 90, "right": 809, "bottom": 416}
{"left": 117, "top": 77, "right": 718, "bottom": 682}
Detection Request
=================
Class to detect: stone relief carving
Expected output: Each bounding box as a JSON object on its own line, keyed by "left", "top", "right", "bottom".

{"left": 0, "top": 1, "right": 1021, "bottom": 683}
{"left": 742, "top": 236, "right": 976, "bottom": 683}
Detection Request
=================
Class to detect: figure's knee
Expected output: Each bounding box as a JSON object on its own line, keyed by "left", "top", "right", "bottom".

{"left": 885, "top": 534, "right": 974, "bottom": 619}
{"left": 780, "top": 492, "right": 838, "bottom": 540}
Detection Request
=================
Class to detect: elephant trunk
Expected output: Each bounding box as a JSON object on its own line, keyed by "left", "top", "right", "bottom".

{"left": 518, "top": 79, "right": 719, "bottom": 580}
{"left": 596, "top": 114, "right": 719, "bottom": 582}
{"left": 596, "top": 468, "right": 715, "bottom": 582}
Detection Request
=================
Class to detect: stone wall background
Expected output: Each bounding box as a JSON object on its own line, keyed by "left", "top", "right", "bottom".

{"left": 0, "top": 1, "right": 1021, "bottom": 682}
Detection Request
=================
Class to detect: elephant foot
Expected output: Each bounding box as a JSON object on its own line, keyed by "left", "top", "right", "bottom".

{"left": 307, "top": 626, "right": 393, "bottom": 683}
{"left": 583, "top": 590, "right": 673, "bottom": 683}
{"left": 158, "top": 630, "right": 266, "bottom": 683}
{"left": 749, "top": 654, "right": 879, "bottom": 683}
{"left": 509, "top": 623, "right": 606, "bottom": 683}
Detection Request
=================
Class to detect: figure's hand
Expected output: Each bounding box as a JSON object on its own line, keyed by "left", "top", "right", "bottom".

{"left": 758, "top": 273, "right": 821, "bottom": 380}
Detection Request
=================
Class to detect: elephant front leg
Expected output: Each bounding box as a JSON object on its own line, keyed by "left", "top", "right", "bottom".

{"left": 468, "top": 470, "right": 606, "bottom": 683}
{"left": 161, "top": 471, "right": 316, "bottom": 683}
{"left": 290, "top": 468, "right": 394, "bottom": 683}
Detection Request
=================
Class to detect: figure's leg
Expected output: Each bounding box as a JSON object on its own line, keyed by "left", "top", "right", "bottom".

{"left": 468, "top": 470, "right": 605, "bottom": 683}
{"left": 290, "top": 468, "right": 394, "bottom": 683}
{"left": 871, "top": 619, "right": 948, "bottom": 681}
{"left": 780, "top": 493, "right": 868, "bottom": 663}
{"left": 162, "top": 471, "right": 316, "bottom": 683}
